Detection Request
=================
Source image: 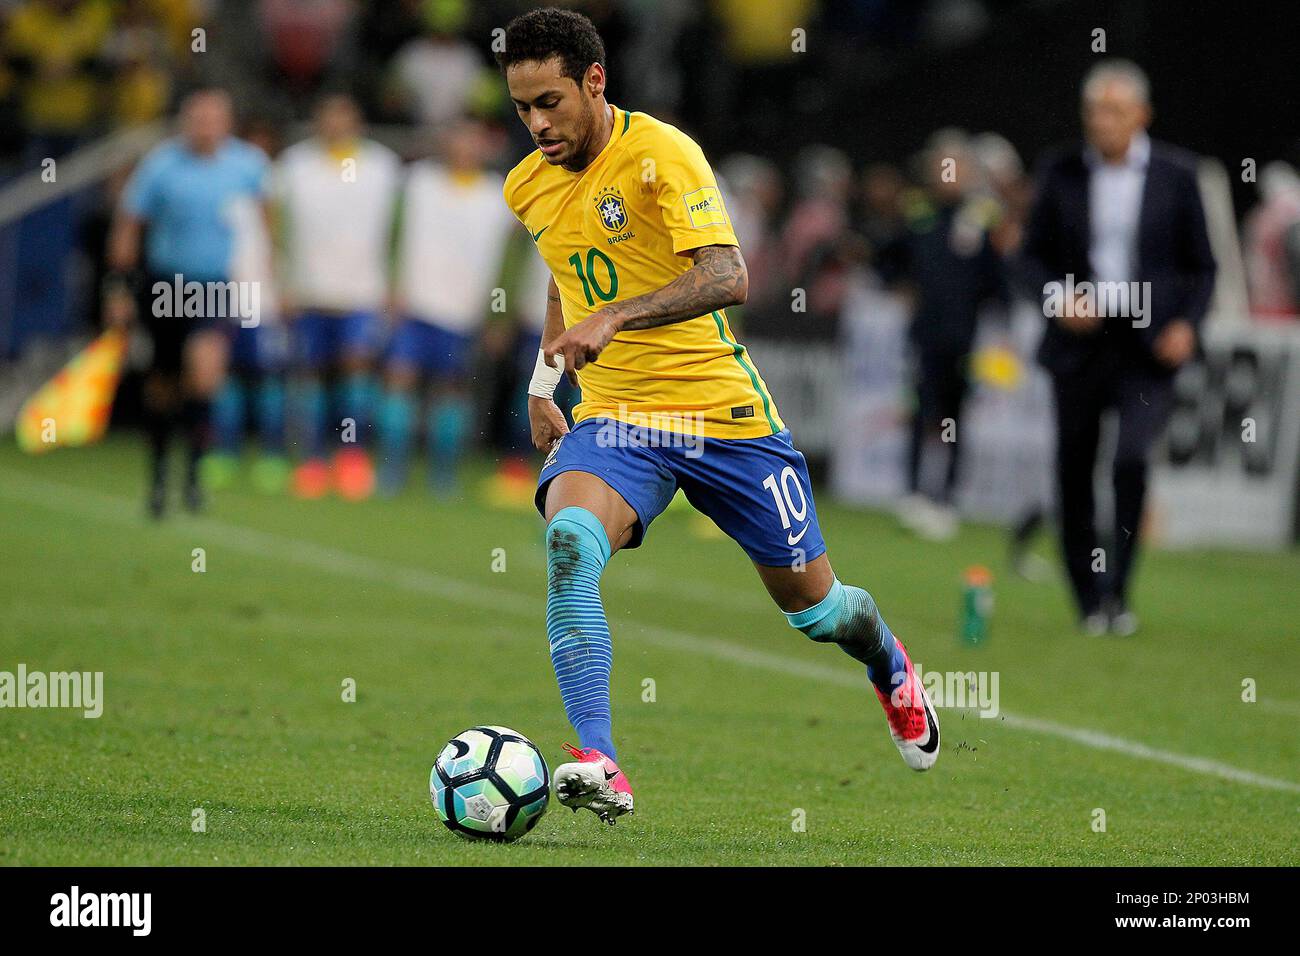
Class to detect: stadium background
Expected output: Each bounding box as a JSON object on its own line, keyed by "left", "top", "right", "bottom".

{"left": 2, "top": 0, "right": 1299, "bottom": 548}
{"left": 0, "top": 0, "right": 1297, "bottom": 868}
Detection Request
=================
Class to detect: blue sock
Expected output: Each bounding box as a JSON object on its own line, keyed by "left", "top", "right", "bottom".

{"left": 427, "top": 397, "right": 469, "bottom": 487}
{"left": 212, "top": 379, "right": 246, "bottom": 454}
{"left": 255, "top": 377, "right": 285, "bottom": 454}
{"left": 785, "top": 579, "right": 908, "bottom": 694}
{"left": 339, "top": 373, "right": 374, "bottom": 446}
{"left": 546, "top": 506, "right": 616, "bottom": 759}
{"left": 378, "top": 390, "right": 416, "bottom": 487}
{"left": 295, "top": 378, "right": 327, "bottom": 459}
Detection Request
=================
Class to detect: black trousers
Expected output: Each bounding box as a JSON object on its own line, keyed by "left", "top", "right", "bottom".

{"left": 908, "top": 349, "right": 970, "bottom": 503}
{"left": 1050, "top": 364, "right": 1175, "bottom": 617}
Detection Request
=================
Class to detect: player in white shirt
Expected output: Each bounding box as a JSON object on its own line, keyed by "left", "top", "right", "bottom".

{"left": 273, "top": 94, "right": 401, "bottom": 500}
{"left": 207, "top": 172, "right": 291, "bottom": 495}
{"left": 378, "top": 118, "right": 515, "bottom": 494}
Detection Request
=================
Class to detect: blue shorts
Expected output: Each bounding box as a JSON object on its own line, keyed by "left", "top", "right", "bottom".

{"left": 385, "top": 319, "right": 474, "bottom": 377}
{"left": 229, "top": 322, "right": 289, "bottom": 373}
{"left": 294, "top": 309, "right": 382, "bottom": 368}
{"left": 536, "top": 417, "right": 827, "bottom": 567}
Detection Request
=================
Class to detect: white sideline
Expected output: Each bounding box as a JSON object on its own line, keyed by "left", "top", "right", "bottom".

{"left": 2, "top": 468, "right": 1297, "bottom": 796}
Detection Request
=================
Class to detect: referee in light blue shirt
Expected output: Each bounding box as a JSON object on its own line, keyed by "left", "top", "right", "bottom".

{"left": 105, "top": 87, "right": 268, "bottom": 518}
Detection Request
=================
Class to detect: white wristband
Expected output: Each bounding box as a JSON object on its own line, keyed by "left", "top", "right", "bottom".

{"left": 527, "top": 349, "right": 565, "bottom": 399}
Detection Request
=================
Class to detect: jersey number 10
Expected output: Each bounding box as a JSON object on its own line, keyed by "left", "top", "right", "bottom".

{"left": 568, "top": 248, "right": 620, "bottom": 306}
{"left": 762, "top": 467, "right": 808, "bottom": 531}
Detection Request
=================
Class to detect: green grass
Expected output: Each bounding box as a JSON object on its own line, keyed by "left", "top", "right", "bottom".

{"left": 0, "top": 437, "right": 1297, "bottom": 866}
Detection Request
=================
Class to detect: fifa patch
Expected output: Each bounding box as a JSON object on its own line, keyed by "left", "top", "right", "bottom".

{"left": 683, "top": 186, "right": 729, "bottom": 228}
{"left": 594, "top": 186, "right": 629, "bottom": 232}
{"left": 731, "top": 405, "right": 754, "bottom": 420}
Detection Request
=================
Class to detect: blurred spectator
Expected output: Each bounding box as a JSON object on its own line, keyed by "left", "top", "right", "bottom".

{"left": 971, "top": 131, "right": 1030, "bottom": 256}
{"left": 384, "top": 0, "right": 483, "bottom": 128}
{"left": 258, "top": 0, "right": 355, "bottom": 105}
{"left": 1020, "top": 60, "right": 1216, "bottom": 636}
{"left": 779, "top": 144, "right": 856, "bottom": 334}
{"left": 272, "top": 92, "right": 401, "bottom": 501}
{"left": 879, "top": 128, "right": 1008, "bottom": 540}
{"left": 1243, "top": 161, "right": 1300, "bottom": 319}
{"left": 719, "top": 153, "right": 783, "bottom": 312}
{"left": 380, "top": 117, "right": 514, "bottom": 495}
{"left": 3, "top": 0, "right": 113, "bottom": 159}
{"left": 104, "top": 0, "right": 186, "bottom": 127}
{"left": 712, "top": 0, "right": 816, "bottom": 144}
{"left": 856, "top": 161, "right": 907, "bottom": 258}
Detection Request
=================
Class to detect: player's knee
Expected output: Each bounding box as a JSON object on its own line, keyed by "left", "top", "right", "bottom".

{"left": 545, "top": 506, "right": 611, "bottom": 591}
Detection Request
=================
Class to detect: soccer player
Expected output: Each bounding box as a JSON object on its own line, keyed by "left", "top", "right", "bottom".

{"left": 274, "top": 93, "right": 401, "bottom": 500}
{"left": 207, "top": 122, "right": 290, "bottom": 495}
{"left": 379, "top": 118, "right": 515, "bottom": 494}
{"left": 496, "top": 8, "right": 940, "bottom": 825}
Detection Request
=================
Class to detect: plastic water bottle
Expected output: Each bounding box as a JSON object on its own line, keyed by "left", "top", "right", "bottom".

{"left": 960, "top": 565, "right": 993, "bottom": 645}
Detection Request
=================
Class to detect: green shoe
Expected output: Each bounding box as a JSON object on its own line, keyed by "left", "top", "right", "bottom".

{"left": 251, "top": 455, "right": 291, "bottom": 495}
{"left": 200, "top": 453, "right": 239, "bottom": 492}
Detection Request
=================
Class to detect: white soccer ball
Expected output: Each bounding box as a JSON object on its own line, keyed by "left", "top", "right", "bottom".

{"left": 429, "top": 726, "right": 550, "bottom": 841}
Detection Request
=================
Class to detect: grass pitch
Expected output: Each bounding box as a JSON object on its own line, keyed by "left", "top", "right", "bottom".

{"left": 0, "top": 437, "right": 1296, "bottom": 865}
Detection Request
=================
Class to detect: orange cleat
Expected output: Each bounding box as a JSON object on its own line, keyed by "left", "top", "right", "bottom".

{"left": 333, "top": 447, "right": 376, "bottom": 501}
{"left": 292, "top": 458, "right": 331, "bottom": 499}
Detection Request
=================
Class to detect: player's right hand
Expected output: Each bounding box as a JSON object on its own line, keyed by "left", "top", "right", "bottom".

{"left": 528, "top": 395, "right": 570, "bottom": 453}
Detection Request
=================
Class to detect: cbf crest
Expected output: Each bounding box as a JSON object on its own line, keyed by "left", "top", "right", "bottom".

{"left": 594, "top": 185, "right": 629, "bottom": 232}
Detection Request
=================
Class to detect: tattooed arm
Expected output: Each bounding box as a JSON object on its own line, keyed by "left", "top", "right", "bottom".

{"left": 543, "top": 244, "right": 747, "bottom": 371}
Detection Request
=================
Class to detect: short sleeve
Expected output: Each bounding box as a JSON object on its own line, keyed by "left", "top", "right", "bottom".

{"left": 122, "top": 149, "right": 164, "bottom": 219}
{"left": 245, "top": 148, "right": 269, "bottom": 197}
{"left": 651, "top": 131, "right": 738, "bottom": 255}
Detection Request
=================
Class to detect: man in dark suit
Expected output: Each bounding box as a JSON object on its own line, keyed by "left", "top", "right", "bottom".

{"left": 1021, "top": 60, "right": 1216, "bottom": 635}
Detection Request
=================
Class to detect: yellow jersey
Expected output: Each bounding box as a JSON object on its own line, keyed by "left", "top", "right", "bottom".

{"left": 503, "top": 104, "right": 783, "bottom": 439}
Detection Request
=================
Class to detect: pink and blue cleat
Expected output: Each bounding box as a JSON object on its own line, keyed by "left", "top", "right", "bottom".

{"left": 553, "top": 743, "right": 635, "bottom": 824}
{"left": 874, "top": 637, "right": 941, "bottom": 771}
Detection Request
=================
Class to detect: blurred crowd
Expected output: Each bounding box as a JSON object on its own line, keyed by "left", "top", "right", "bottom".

{"left": 2, "top": 0, "right": 1299, "bottom": 521}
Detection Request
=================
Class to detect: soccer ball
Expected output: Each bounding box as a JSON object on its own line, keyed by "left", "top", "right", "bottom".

{"left": 429, "top": 726, "right": 550, "bottom": 841}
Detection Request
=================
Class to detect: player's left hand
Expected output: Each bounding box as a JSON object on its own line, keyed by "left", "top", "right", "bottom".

{"left": 544, "top": 310, "right": 620, "bottom": 372}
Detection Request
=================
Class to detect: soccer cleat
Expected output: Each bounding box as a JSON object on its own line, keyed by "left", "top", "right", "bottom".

{"left": 199, "top": 452, "right": 239, "bottom": 492}
{"left": 1107, "top": 604, "right": 1139, "bottom": 637}
{"left": 334, "top": 448, "right": 376, "bottom": 501}
{"left": 1080, "top": 611, "right": 1109, "bottom": 637}
{"left": 873, "top": 638, "right": 940, "bottom": 771}
{"left": 292, "top": 458, "right": 331, "bottom": 499}
{"left": 552, "top": 743, "right": 634, "bottom": 824}
{"left": 251, "top": 455, "right": 291, "bottom": 495}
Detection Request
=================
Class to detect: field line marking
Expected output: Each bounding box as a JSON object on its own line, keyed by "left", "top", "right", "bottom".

{"left": 1256, "top": 700, "right": 1300, "bottom": 718}
{"left": 3, "top": 467, "right": 1298, "bottom": 796}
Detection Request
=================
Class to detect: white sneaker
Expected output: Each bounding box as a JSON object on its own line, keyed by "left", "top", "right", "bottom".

{"left": 914, "top": 502, "right": 958, "bottom": 541}
{"left": 896, "top": 493, "right": 929, "bottom": 532}
{"left": 1109, "top": 609, "right": 1139, "bottom": 637}
{"left": 553, "top": 743, "right": 635, "bottom": 825}
{"left": 1080, "top": 612, "right": 1109, "bottom": 637}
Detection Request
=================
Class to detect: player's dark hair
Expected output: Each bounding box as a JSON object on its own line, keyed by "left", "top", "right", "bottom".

{"left": 495, "top": 7, "right": 606, "bottom": 85}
